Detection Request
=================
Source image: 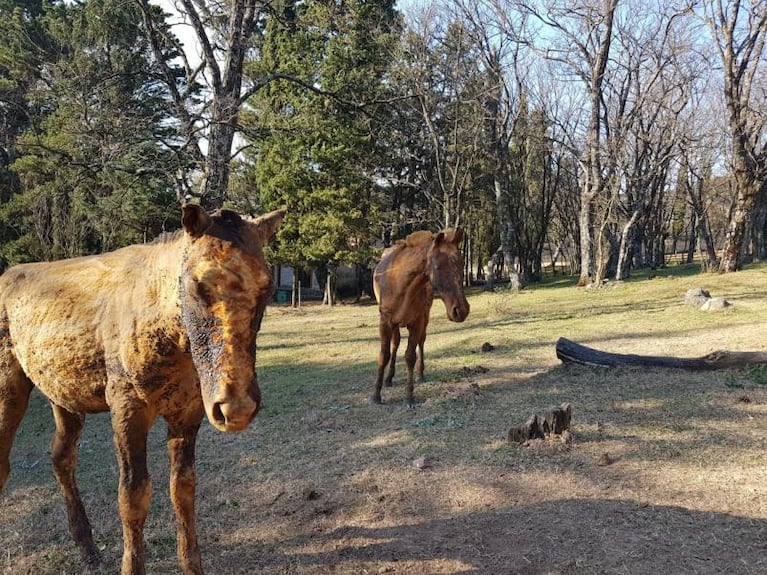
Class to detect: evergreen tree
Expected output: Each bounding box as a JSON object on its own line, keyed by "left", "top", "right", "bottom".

{"left": 0, "top": 0, "right": 185, "bottom": 264}
{"left": 244, "top": 0, "right": 400, "bottom": 303}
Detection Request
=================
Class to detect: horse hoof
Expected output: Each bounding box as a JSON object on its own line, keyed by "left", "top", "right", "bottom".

{"left": 369, "top": 395, "right": 382, "bottom": 405}
{"left": 405, "top": 400, "right": 416, "bottom": 409}
{"left": 384, "top": 380, "right": 393, "bottom": 388}
{"left": 81, "top": 547, "right": 101, "bottom": 565}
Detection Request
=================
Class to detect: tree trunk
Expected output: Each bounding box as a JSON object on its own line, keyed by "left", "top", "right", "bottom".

{"left": 494, "top": 179, "right": 515, "bottom": 282}
{"left": 688, "top": 175, "right": 718, "bottom": 266}
{"left": 201, "top": 100, "right": 238, "bottom": 210}
{"left": 323, "top": 268, "right": 336, "bottom": 306}
{"left": 577, "top": 188, "right": 593, "bottom": 286}
{"left": 685, "top": 210, "right": 697, "bottom": 264}
{"left": 615, "top": 210, "right": 639, "bottom": 281}
{"left": 292, "top": 270, "right": 300, "bottom": 308}
{"left": 749, "top": 182, "right": 767, "bottom": 261}
{"left": 719, "top": 189, "right": 755, "bottom": 272}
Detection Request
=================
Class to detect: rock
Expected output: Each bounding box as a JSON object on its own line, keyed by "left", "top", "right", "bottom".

{"left": 597, "top": 452, "right": 614, "bottom": 466}
{"left": 700, "top": 296, "right": 731, "bottom": 311}
{"left": 684, "top": 287, "right": 710, "bottom": 307}
{"left": 481, "top": 342, "right": 495, "bottom": 353}
{"left": 413, "top": 456, "right": 432, "bottom": 470}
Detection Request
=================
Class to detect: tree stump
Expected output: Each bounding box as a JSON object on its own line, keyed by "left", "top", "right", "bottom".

{"left": 508, "top": 404, "right": 572, "bottom": 444}
{"left": 542, "top": 403, "right": 572, "bottom": 435}
{"left": 508, "top": 414, "right": 544, "bottom": 443}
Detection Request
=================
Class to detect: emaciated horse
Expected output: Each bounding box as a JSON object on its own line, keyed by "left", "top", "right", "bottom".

{"left": 0, "top": 204, "right": 284, "bottom": 575}
{"left": 371, "top": 228, "right": 470, "bottom": 407}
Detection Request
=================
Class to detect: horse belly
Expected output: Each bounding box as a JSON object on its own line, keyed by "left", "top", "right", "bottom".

{"left": 9, "top": 317, "right": 109, "bottom": 413}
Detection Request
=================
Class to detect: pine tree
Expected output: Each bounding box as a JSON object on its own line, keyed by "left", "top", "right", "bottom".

{"left": 244, "top": 0, "right": 400, "bottom": 304}
{"left": 0, "top": 0, "right": 185, "bottom": 264}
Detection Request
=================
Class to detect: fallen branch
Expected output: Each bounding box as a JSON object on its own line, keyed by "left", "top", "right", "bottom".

{"left": 556, "top": 337, "right": 767, "bottom": 370}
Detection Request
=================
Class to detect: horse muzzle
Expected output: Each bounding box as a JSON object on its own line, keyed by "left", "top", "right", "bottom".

{"left": 207, "top": 380, "right": 261, "bottom": 432}
{"left": 447, "top": 300, "right": 470, "bottom": 323}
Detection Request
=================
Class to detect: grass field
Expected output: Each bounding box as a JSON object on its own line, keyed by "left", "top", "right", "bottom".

{"left": 2, "top": 262, "right": 767, "bottom": 574}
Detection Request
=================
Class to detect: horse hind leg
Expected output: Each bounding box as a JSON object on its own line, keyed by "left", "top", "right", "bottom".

{"left": 385, "top": 327, "right": 400, "bottom": 388}
{"left": 372, "top": 320, "right": 393, "bottom": 404}
{"left": 0, "top": 361, "right": 33, "bottom": 493}
{"left": 51, "top": 404, "right": 100, "bottom": 565}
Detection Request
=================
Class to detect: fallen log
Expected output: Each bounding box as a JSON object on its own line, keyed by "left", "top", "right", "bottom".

{"left": 556, "top": 337, "right": 767, "bottom": 370}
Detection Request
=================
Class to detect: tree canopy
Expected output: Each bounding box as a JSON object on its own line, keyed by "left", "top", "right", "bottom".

{"left": 1, "top": 0, "right": 766, "bottom": 292}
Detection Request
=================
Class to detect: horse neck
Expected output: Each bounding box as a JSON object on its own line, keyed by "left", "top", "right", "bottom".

{"left": 399, "top": 243, "right": 431, "bottom": 286}
{"left": 142, "top": 234, "right": 186, "bottom": 320}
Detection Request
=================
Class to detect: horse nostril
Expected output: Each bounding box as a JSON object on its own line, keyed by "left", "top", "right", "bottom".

{"left": 212, "top": 402, "right": 226, "bottom": 426}
{"left": 211, "top": 397, "right": 259, "bottom": 431}
{"left": 452, "top": 304, "right": 468, "bottom": 322}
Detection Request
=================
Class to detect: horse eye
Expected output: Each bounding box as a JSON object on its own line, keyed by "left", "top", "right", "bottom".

{"left": 191, "top": 280, "right": 213, "bottom": 305}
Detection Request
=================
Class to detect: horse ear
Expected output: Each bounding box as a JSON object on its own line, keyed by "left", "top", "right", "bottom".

{"left": 253, "top": 208, "right": 286, "bottom": 243}
{"left": 182, "top": 204, "right": 212, "bottom": 238}
{"left": 435, "top": 229, "right": 464, "bottom": 246}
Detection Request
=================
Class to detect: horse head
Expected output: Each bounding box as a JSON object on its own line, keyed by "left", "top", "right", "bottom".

{"left": 427, "top": 228, "right": 470, "bottom": 323}
{"left": 179, "top": 204, "right": 285, "bottom": 432}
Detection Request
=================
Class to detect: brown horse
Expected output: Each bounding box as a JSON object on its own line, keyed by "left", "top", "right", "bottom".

{"left": 0, "top": 204, "right": 284, "bottom": 575}
{"left": 371, "top": 228, "right": 470, "bottom": 407}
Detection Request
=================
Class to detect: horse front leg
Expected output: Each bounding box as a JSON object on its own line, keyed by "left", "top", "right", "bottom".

{"left": 110, "top": 400, "right": 154, "bottom": 575}
{"left": 403, "top": 327, "right": 420, "bottom": 409}
{"left": 51, "top": 404, "right": 100, "bottom": 565}
{"left": 385, "top": 327, "right": 401, "bottom": 387}
{"left": 371, "top": 319, "right": 392, "bottom": 404}
{"left": 416, "top": 332, "right": 427, "bottom": 383}
{"left": 166, "top": 411, "right": 204, "bottom": 575}
{"left": 417, "top": 314, "right": 429, "bottom": 382}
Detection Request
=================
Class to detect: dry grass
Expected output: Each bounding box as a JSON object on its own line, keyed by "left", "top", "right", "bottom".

{"left": 2, "top": 263, "right": 767, "bottom": 574}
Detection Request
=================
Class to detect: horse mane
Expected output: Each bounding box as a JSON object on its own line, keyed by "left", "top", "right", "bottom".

{"left": 148, "top": 210, "right": 246, "bottom": 246}
{"left": 150, "top": 229, "right": 183, "bottom": 244}
{"left": 397, "top": 230, "right": 434, "bottom": 248}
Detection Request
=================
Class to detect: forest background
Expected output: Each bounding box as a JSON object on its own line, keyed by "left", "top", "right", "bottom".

{"left": 1, "top": 0, "right": 766, "bottom": 300}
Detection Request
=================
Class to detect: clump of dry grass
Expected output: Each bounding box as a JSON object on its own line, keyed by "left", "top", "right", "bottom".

{"left": 2, "top": 263, "right": 767, "bottom": 574}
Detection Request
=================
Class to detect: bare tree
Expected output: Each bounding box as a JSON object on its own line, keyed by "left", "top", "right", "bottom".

{"left": 703, "top": 0, "right": 767, "bottom": 271}
{"left": 392, "top": 5, "right": 488, "bottom": 230}
{"left": 517, "top": 0, "right": 619, "bottom": 286}
{"left": 450, "top": 0, "right": 527, "bottom": 281}
{"left": 136, "top": 0, "right": 274, "bottom": 209}
{"left": 610, "top": 4, "right": 701, "bottom": 279}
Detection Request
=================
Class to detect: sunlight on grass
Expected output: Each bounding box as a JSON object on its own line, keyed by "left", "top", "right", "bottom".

{"left": 6, "top": 262, "right": 767, "bottom": 574}
{"left": 353, "top": 429, "right": 411, "bottom": 449}
{"left": 283, "top": 536, "right": 397, "bottom": 555}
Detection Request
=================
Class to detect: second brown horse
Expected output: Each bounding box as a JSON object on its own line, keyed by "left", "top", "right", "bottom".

{"left": 372, "top": 229, "right": 470, "bottom": 407}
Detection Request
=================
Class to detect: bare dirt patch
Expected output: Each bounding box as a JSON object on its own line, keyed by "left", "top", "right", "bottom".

{"left": 2, "top": 265, "right": 767, "bottom": 574}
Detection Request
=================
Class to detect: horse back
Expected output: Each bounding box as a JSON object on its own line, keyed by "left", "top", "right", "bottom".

{"left": 0, "top": 243, "right": 186, "bottom": 413}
